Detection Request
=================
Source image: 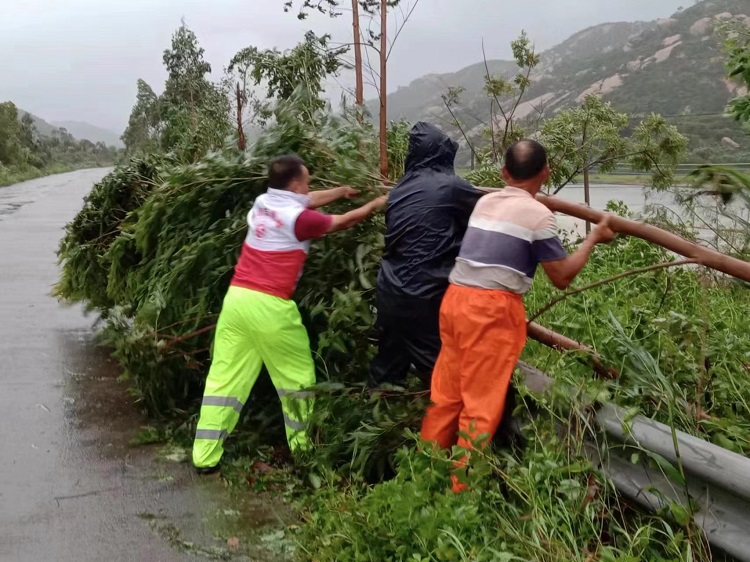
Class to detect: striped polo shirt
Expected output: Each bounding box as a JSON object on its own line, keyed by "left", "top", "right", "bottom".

{"left": 449, "top": 186, "right": 567, "bottom": 294}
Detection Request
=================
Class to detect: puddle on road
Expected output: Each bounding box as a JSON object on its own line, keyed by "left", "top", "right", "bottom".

{"left": 57, "top": 328, "right": 296, "bottom": 561}
{"left": 0, "top": 201, "right": 32, "bottom": 219}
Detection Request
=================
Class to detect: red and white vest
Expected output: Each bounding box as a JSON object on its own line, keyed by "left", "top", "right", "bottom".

{"left": 231, "top": 189, "right": 314, "bottom": 300}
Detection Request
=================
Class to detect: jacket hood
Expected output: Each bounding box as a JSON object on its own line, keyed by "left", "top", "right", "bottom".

{"left": 404, "top": 122, "right": 458, "bottom": 174}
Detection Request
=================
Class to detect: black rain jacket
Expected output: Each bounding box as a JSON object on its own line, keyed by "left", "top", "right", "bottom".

{"left": 377, "top": 122, "right": 482, "bottom": 307}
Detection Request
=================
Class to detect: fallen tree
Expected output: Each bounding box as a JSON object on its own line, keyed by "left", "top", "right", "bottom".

{"left": 538, "top": 194, "right": 750, "bottom": 283}
{"left": 55, "top": 89, "right": 386, "bottom": 414}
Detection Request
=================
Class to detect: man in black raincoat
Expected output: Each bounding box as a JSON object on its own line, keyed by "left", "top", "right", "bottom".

{"left": 369, "top": 122, "right": 483, "bottom": 387}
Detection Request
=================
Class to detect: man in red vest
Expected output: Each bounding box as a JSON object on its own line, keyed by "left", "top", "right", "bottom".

{"left": 193, "top": 155, "right": 386, "bottom": 473}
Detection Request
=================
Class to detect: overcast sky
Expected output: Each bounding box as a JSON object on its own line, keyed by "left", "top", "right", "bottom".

{"left": 1, "top": 0, "right": 687, "bottom": 133}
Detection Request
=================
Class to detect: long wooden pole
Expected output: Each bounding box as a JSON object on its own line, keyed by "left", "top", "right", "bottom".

{"left": 352, "top": 0, "right": 364, "bottom": 111}
{"left": 537, "top": 193, "right": 750, "bottom": 283}
{"left": 379, "top": 0, "right": 388, "bottom": 180}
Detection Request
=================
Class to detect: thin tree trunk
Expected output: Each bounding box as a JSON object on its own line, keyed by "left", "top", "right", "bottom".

{"left": 379, "top": 0, "right": 388, "bottom": 180}
{"left": 527, "top": 322, "right": 618, "bottom": 379}
{"left": 583, "top": 164, "right": 591, "bottom": 234}
{"left": 235, "top": 82, "right": 246, "bottom": 151}
{"left": 352, "top": 0, "right": 364, "bottom": 115}
{"left": 581, "top": 118, "right": 591, "bottom": 234}
{"left": 190, "top": 89, "right": 197, "bottom": 131}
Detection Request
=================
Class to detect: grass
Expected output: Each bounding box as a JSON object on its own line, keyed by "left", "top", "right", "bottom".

{"left": 120, "top": 200, "right": 749, "bottom": 561}
{"left": 0, "top": 162, "right": 113, "bottom": 187}
{"left": 292, "top": 203, "right": 749, "bottom": 560}
{"left": 61, "top": 146, "right": 748, "bottom": 559}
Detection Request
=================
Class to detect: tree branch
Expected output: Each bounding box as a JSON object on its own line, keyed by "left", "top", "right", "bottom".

{"left": 442, "top": 97, "right": 477, "bottom": 162}
{"left": 386, "top": 0, "right": 420, "bottom": 61}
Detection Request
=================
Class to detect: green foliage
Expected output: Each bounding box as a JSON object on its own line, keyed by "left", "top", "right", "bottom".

{"left": 121, "top": 23, "right": 232, "bottom": 162}
{"left": 54, "top": 156, "right": 162, "bottom": 311}
{"left": 386, "top": 119, "right": 410, "bottom": 179}
{"left": 54, "top": 18, "right": 750, "bottom": 560}
{"left": 464, "top": 98, "right": 688, "bottom": 191}
{"left": 229, "top": 31, "right": 347, "bottom": 125}
{"left": 444, "top": 32, "right": 539, "bottom": 168}
{"left": 294, "top": 202, "right": 745, "bottom": 561}
{"left": 542, "top": 96, "right": 628, "bottom": 189}
{"left": 541, "top": 97, "right": 687, "bottom": 193}
{"left": 524, "top": 208, "right": 750, "bottom": 456}
{"left": 298, "top": 414, "right": 708, "bottom": 562}
{"left": 297, "top": 385, "right": 428, "bottom": 484}
{"left": 120, "top": 79, "right": 161, "bottom": 156}
{"left": 57, "top": 88, "right": 382, "bottom": 414}
{"left": 0, "top": 100, "right": 120, "bottom": 186}
{"left": 722, "top": 17, "right": 750, "bottom": 126}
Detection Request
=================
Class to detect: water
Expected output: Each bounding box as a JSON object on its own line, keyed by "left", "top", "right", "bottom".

{"left": 551, "top": 184, "right": 748, "bottom": 242}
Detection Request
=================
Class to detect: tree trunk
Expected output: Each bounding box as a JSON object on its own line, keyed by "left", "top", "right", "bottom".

{"left": 379, "top": 0, "right": 388, "bottom": 180}
{"left": 581, "top": 118, "right": 591, "bottom": 234}
{"left": 583, "top": 163, "right": 591, "bottom": 234}
{"left": 537, "top": 194, "right": 750, "bottom": 283}
{"left": 352, "top": 0, "right": 364, "bottom": 114}
{"left": 235, "top": 82, "right": 246, "bottom": 152}
{"left": 527, "top": 322, "right": 618, "bottom": 379}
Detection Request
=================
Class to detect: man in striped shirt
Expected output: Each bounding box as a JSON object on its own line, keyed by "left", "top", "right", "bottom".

{"left": 421, "top": 140, "right": 615, "bottom": 489}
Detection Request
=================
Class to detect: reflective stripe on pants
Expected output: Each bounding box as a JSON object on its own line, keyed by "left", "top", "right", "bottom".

{"left": 192, "top": 286, "right": 316, "bottom": 469}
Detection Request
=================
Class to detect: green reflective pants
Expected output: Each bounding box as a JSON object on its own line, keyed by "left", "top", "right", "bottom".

{"left": 192, "top": 286, "right": 316, "bottom": 469}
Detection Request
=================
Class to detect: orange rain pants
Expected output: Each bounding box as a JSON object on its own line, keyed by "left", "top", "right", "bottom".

{"left": 421, "top": 284, "right": 527, "bottom": 488}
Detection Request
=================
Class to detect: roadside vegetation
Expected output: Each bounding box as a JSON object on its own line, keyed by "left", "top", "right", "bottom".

{"left": 0, "top": 101, "right": 120, "bottom": 187}
{"left": 54, "top": 9, "right": 750, "bottom": 561}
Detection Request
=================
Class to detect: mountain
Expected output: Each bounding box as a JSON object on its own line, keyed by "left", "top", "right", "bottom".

{"left": 378, "top": 0, "right": 750, "bottom": 163}
{"left": 17, "top": 110, "right": 122, "bottom": 148}
{"left": 52, "top": 121, "right": 123, "bottom": 148}
{"left": 19, "top": 110, "right": 61, "bottom": 138}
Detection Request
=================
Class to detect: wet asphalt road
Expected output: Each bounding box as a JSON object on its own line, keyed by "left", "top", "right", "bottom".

{"left": 0, "top": 170, "right": 240, "bottom": 561}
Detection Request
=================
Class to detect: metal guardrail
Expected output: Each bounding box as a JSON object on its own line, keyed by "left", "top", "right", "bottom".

{"left": 516, "top": 362, "right": 750, "bottom": 561}
{"left": 592, "top": 163, "right": 750, "bottom": 176}
{"left": 598, "top": 403, "right": 750, "bottom": 561}
{"left": 513, "top": 180, "right": 750, "bottom": 558}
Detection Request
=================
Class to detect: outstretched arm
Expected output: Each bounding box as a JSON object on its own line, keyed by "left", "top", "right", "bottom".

{"left": 328, "top": 196, "right": 388, "bottom": 233}
{"left": 542, "top": 215, "right": 616, "bottom": 290}
{"left": 308, "top": 186, "right": 359, "bottom": 209}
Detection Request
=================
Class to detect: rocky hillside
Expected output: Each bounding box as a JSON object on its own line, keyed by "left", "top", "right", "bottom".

{"left": 380, "top": 0, "right": 750, "bottom": 163}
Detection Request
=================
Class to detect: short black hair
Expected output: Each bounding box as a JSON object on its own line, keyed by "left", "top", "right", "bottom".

{"left": 504, "top": 140, "right": 548, "bottom": 181}
{"left": 268, "top": 155, "right": 306, "bottom": 190}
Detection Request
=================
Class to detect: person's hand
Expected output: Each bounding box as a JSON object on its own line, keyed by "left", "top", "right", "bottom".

{"left": 372, "top": 195, "right": 389, "bottom": 211}
{"left": 592, "top": 214, "right": 616, "bottom": 244}
{"left": 339, "top": 186, "right": 360, "bottom": 199}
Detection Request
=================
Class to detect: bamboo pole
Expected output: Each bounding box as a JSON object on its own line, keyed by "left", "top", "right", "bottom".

{"left": 537, "top": 193, "right": 750, "bottom": 283}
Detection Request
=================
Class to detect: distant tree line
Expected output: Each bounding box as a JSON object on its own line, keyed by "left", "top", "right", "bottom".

{"left": 0, "top": 101, "right": 121, "bottom": 185}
